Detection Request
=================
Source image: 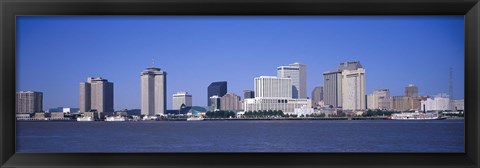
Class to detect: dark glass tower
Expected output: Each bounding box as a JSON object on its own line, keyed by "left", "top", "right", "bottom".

{"left": 207, "top": 81, "right": 227, "bottom": 106}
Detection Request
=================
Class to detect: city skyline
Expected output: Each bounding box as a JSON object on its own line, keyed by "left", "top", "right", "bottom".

{"left": 16, "top": 16, "right": 464, "bottom": 110}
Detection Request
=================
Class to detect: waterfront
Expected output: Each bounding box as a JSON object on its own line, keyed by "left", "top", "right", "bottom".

{"left": 17, "top": 119, "right": 464, "bottom": 152}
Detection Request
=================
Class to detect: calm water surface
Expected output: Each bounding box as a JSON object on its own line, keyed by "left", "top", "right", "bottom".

{"left": 16, "top": 120, "right": 464, "bottom": 152}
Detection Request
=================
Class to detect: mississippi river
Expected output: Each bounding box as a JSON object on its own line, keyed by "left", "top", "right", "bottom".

{"left": 16, "top": 119, "right": 464, "bottom": 152}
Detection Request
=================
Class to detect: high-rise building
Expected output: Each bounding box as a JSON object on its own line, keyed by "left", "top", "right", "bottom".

{"left": 341, "top": 68, "right": 366, "bottom": 111}
{"left": 244, "top": 76, "right": 309, "bottom": 113}
{"left": 220, "top": 93, "right": 242, "bottom": 111}
{"left": 311, "top": 86, "right": 323, "bottom": 108}
{"left": 172, "top": 92, "right": 192, "bottom": 110}
{"left": 16, "top": 91, "right": 43, "bottom": 114}
{"left": 79, "top": 77, "right": 114, "bottom": 113}
{"left": 404, "top": 84, "right": 419, "bottom": 97}
{"left": 209, "top": 95, "right": 221, "bottom": 111}
{"left": 323, "top": 70, "right": 342, "bottom": 108}
{"left": 141, "top": 67, "right": 167, "bottom": 116}
{"left": 207, "top": 81, "right": 227, "bottom": 106}
{"left": 367, "top": 89, "right": 390, "bottom": 110}
{"left": 254, "top": 76, "right": 292, "bottom": 98}
{"left": 277, "top": 62, "right": 307, "bottom": 98}
{"left": 324, "top": 61, "right": 365, "bottom": 110}
{"left": 243, "top": 90, "right": 255, "bottom": 99}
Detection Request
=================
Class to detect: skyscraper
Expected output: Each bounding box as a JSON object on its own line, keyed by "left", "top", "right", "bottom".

{"left": 16, "top": 91, "right": 43, "bottom": 114}
{"left": 79, "top": 77, "right": 114, "bottom": 113}
{"left": 220, "top": 93, "right": 242, "bottom": 111}
{"left": 254, "top": 76, "right": 292, "bottom": 98}
{"left": 323, "top": 70, "right": 342, "bottom": 108}
{"left": 404, "top": 84, "right": 419, "bottom": 97}
{"left": 341, "top": 68, "right": 366, "bottom": 111}
{"left": 207, "top": 81, "right": 227, "bottom": 106}
{"left": 311, "top": 86, "right": 323, "bottom": 108}
{"left": 323, "top": 61, "right": 365, "bottom": 110}
{"left": 243, "top": 90, "right": 255, "bottom": 99}
{"left": 172, "top": 92, "right": 192, "bottom": 110}
{"left": 244, "top": 76, "right": 309, "bottom": 113}
{"left": 277, "top": 62, "right": 307, "bottom": 98}
{"left": 141, "top": 67, "right": 167, "bottom": 116}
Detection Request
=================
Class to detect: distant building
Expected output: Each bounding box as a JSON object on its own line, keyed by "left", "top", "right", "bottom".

{"left": 79, "top": 77, "right": 114, "bottom": 113}
{"left": 254, "top": 76, "right": 292, "bottom": 98}
{"left": 207, "top": 81, "right": 227, "bottom": 107}
{"left": 48, "top": 107, "right": 79, "bottom": 113}
{"left": 323, "top": 70, "right": 342, "bottom": 108}
{"left": 172, "top": 92, "right": 192, "bottom": 110}
{"left": 220, "top": 93, "right": 242, "bottom": 111}
{"left": 141, "top": 67, "right": 167, "bottom": 116}
{"left": 453, "top": 99, "right": 464, "bottom": 111}
{"left": 50, "top": 112, "right": 65, "bottom": 119}
{"left": 243, "top": 90, "right": 255, "bottom": 99}
{"left": 311, "top": 86, "right": 324, "bottom": 108}
{"left": 392, "top": 96, "right": 421, "bottom": 111}
{"left": 367, "top": 89, "right": 391, "bottom": 110}
{"left": 421, "top": 93, "right": 451, "bottom": 111}
{"left": 209, "top": 95, "right": 221, "bottom": 111}
{"left": 277, "top": 62, "right": 307, "bottom": 98}
{"left": 322, "top": 61, "right": 364, "bottom": 109}
{"left": 404, "top": 84, "right": 419, "bottom": 97}
{"left": 244, "top": 76, "right": 309, "bottom": 113}
{"left": 341, "top": 68, "right": 366, "bottom": 111}
{"left": 16, "top": 91, "right": 43, "bottom": 114}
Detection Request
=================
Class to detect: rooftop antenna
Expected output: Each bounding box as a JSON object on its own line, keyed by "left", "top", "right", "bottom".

{"left": 151, "top": 58, "right": 155, "bottom": 68}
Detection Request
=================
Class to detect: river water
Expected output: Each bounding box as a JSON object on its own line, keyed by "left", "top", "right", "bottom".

{"left": 16, "top": 119, "right": 464, "bottom": 152}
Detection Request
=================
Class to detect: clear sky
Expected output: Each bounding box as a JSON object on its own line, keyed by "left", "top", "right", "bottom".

{"left": 16, "top": 16, "right": 464, "bottom": 111}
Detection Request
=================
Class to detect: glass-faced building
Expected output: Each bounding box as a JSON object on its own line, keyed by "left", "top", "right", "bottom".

{"left": 207, "top": 81, "right": 227, "bottom": 106}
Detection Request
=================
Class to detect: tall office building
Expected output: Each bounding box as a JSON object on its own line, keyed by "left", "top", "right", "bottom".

{"left": 172, "top": 92, "right": 192, "bottom": 110}
{"left": 207, "top": 81, "right": 227, "bottom": 106}
{"left": 311, "top": 86, "right": 324, "bottom": 108}
{"left": 277, "top": 62, "right": 307, "bottom": 98}
{"left": 323, "top": 70, "right": 342, "bottom": 108}
{"left": 404, "top": 84, "right": 419, "bottom": 97}
{"left": 243, "top": 90, "right": 255, "bottom": 99}
{"left": 79, "top": 77, "right": 114, "bottom": 113}
{"left": 244, "top": 76, "right": 309, "bottom": 113}
{"left": 254, "top": 76, "right": 292, "bottom": 98}
{"left": 16, "top": 91, "right": 43, "bottom": 114}
{"left": 220, "top": 93, "right": 242, "bottom": 111}
{"left": 341, "top": 68, "right": 366, "bottom": 111}
{"left": 323, "top": 61, "right": 365, "bottom": 109}
{"left": 141, "top": 67, "right": 167, "bottom": 116}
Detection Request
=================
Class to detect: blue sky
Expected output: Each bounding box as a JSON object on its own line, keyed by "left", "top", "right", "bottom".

{"left": 16, "top": 16, "right": 464, "bottom": 111}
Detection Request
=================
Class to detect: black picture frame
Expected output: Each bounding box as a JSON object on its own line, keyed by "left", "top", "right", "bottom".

{"left": 1, "top": 0, "right": 479, "bottom": 167}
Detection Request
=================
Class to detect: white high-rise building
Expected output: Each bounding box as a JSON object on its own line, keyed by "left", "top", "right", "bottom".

{"left": 341, "top": 68, "right": 366, "bottom": 111}
{"left": 254, "top": 76, "right": 292, "bottom": 98}
{"left": 277, "top": 62, "right": 307, "bottom": 99}
{"left": 172, "top": 92, "right": 192, "bottom": 110}
{"left": 141, "top": 67, "right": 167, "bottom": 116}
{"left": 244, "top": 76, "right": 309, "bottom": 113}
